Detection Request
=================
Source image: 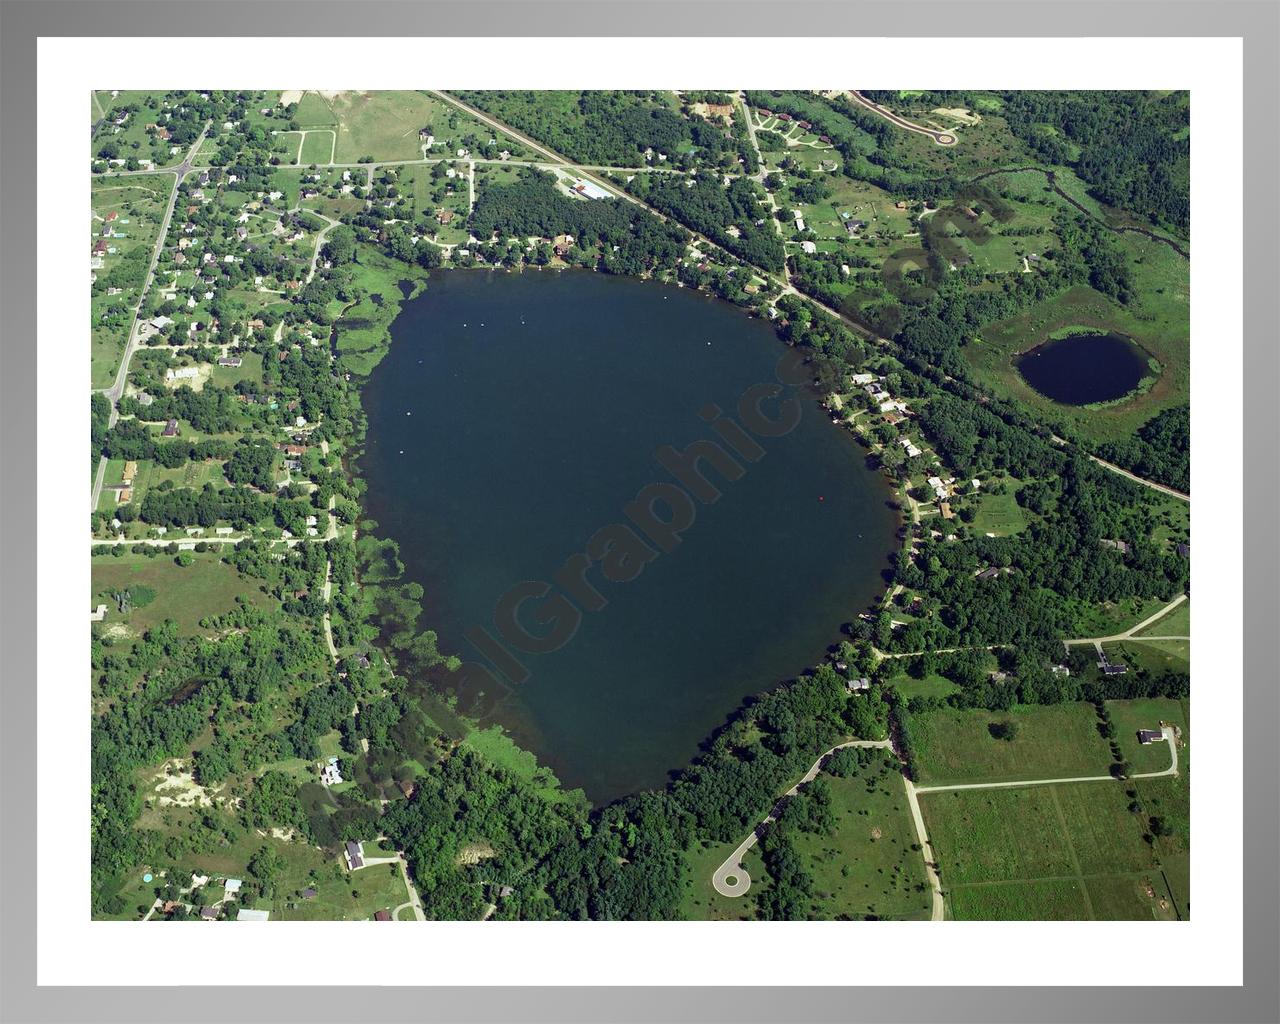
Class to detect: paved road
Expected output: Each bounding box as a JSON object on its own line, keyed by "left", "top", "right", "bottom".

{"left": 1087, "top": 454, "right": 1190, "bottom": 502}
{"left": 711, "top": 739, "right": 891, "bottom": 898}
{"left": 306, "top": 214, "right": 340, "bottom": 283}
{"left": 91, "top": 125, "right": 210, "bottom": 514}
{"left": 845, "top": 91, "right": 957, "bottom": 146}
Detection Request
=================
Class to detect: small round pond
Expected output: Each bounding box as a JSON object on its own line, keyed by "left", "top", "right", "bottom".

{"left": 1015, "top": 331, "right": 1150, "bottom": 406}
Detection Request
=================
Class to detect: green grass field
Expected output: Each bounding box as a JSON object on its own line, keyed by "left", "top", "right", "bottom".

{"left": 887, "top": 671, "right": 961, "bottom": 701}
{"left": 787, "top": 757, "right": 932, "bottom": 920}
{"left": 1070, "top": 595, "right": 1172, "bottom": 637}
{"left": 92, "top": 551, "right": 278, "bottom": 636}
{"left": 1135, "top": 598, "right": 1190, "bottom": 637}
{"left": 1106, "top": 638, "right": 1190, "bottom": 676}
{"left": 680, "top": 840, "right": 763, "bottom": 921}
{"left": 911, "top": 703, "right": 1113, "bottom": 786}
{"left": 946, "top": 878, "right": 1092, "bottom": 920}
{"left": 300, "top": 130, "right": 335, "bottom": 165}
{"left": 328, "top": 92, "right": 438, "bottom": 163}
{"left": 966, "top": 254, "right": 1188, "bottom": 447}
{"left": 1106, "top": 697, "right": 1187, "bottom": 773}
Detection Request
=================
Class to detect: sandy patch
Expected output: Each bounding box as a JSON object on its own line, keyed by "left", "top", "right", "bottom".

{"left": 933, "top": 107, "right": 981, "bottom": 126}
{"left": 869, "top": 826, "right": 883, "bottom": 841}
{"left": 152, "top": 760, "right": 222, "bottom": 808}
{"left": 101, "top": 623, "right": 133, "bottom": 641}
{"left": 165, "top": 363, "right": 213, "bottom": 392}
{"left": 279, "top": 90, "right": 304, "bottom": 106}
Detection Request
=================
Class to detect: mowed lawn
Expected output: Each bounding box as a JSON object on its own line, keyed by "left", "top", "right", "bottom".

{"left": 1107, "top": 697, "right": 1187, "bottom": 774}
{"left": 92, "top": 551, "right": 278, "bottom": 635}
{"left": 911, "top": 703, "right": 1113, "bottom": 786}
{"left": 273, "top": 855, "right": 408, "bottom": 922}
{"left": 300, "top": 129, "right": 335, "bottom": 165}
{"left": 969, "top": 484, "right": 1028, "bottom": 537}
{"left": 922, "top": 781, "right": 1179, "bottom": 920}
{"left": 1106, "top": 638, "right": 1190, "bottom": 676}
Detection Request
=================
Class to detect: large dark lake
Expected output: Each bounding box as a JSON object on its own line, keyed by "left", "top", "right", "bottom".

{"left": 361, "top": 270, "right": 898, "bottom": 802}
{"left": 1015, "top": 331, "right": 1149, "bottom": 406}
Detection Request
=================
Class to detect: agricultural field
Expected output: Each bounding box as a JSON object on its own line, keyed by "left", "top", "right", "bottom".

{"left": 911, "top": 703, "right": 1114, "bottom": 786}
{"left": 923, "top": 781, "right": 1180, "bottom": 920}
{"left": 282, "top": 90, "right": 523, "bottom": 165}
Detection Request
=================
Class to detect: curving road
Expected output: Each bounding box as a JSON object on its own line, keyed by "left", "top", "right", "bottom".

{"left": 711, "top": 739, "right": 892, "bottom": 898}
{"left": 845, "top": 91, "right": 957, "bottom": 146}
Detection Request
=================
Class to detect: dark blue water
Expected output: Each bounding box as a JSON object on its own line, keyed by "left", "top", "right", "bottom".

{"left": 1016, "top": 332, "right": 1149, "bottom": 406}
{"left": 361, "top": 270, "right": 898, "bottom": 801}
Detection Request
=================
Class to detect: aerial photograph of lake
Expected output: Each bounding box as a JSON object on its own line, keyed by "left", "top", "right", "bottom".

{"left": 361, "top": 270, "right": 899, "bottom": 800}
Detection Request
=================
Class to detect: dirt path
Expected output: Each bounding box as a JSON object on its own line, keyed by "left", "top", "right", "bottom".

{"left": 1063, "top": 592, "right": 1188, "bottom": 647}
{"left": 901, "top": 776, "right": 946, "bottom": 921}
{"left": 914, "top": 728, "right": 1179, "bottom": 795}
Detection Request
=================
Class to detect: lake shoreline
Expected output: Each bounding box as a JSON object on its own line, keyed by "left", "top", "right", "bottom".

{"left": 345, "top": 261, "right": 901, "bottom": 804}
